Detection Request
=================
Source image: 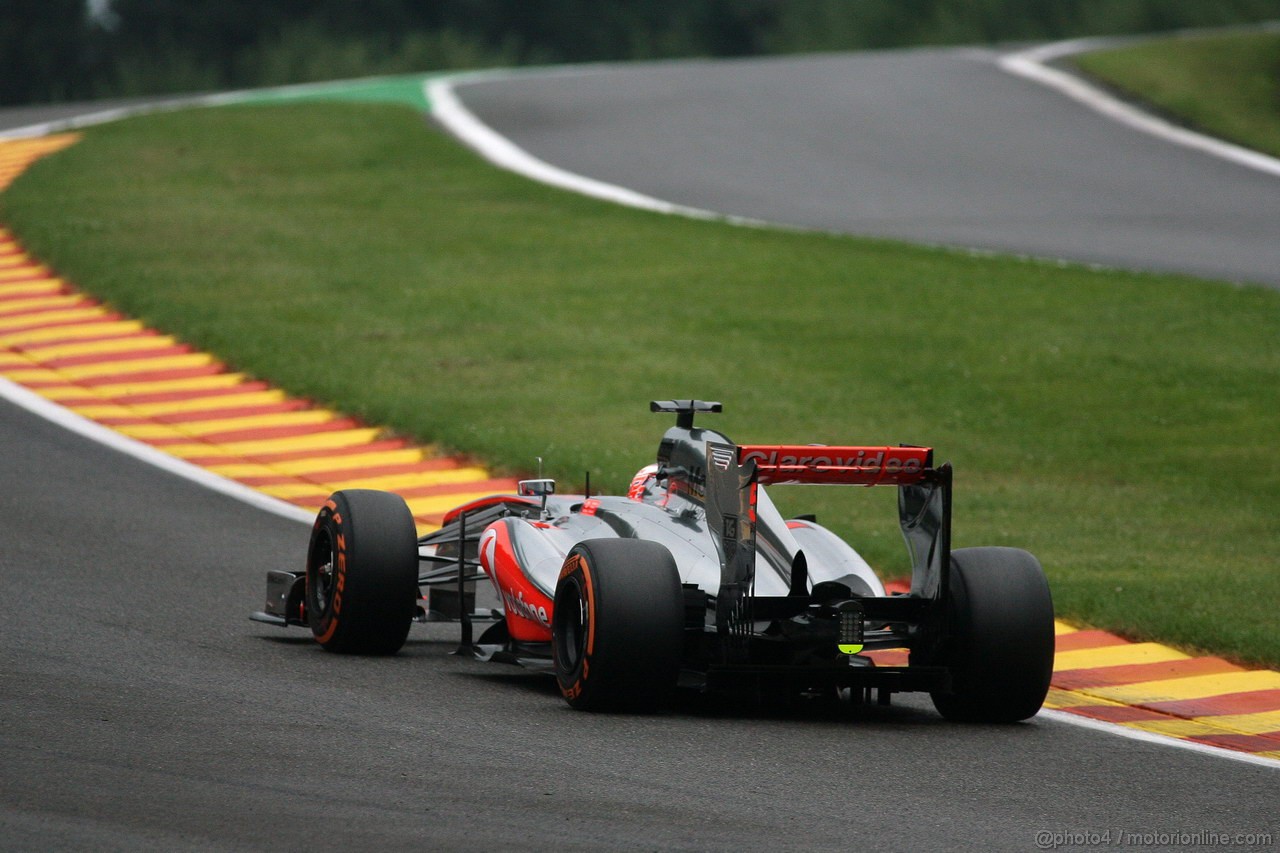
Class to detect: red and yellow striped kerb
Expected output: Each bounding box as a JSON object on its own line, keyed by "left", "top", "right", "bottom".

{"left": 0, "top": 134, "right": 518, "bottom": 531}
{"left": 2, "top": 135, "right": 1277, "bottom": 763}
{"left": 865, "top": 621, "right": 1279, "bottom": 760}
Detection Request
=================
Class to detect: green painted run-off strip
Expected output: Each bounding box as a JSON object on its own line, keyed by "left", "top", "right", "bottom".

{"left": 229, "top": 74, "right": 436, "bottom": 111}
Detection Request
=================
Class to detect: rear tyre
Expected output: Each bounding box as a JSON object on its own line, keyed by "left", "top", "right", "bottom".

{"left": 306, "top": 489, "right": 419, "bottom": 655}
{"left": 930, "top": 547, "right": 1054, "bottom": 723}
{"left": 552, "top": 539, "right": 684, "bottom": 712}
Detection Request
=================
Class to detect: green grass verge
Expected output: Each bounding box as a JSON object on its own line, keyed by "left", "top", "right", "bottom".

{"left": 2, "top": 103, "right": 1278, "bottom": 666}
{"left": 1073, "top": 30, "right": 1280, "bottom": 158}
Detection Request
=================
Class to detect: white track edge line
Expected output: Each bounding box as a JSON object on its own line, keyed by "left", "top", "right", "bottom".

{"left": 0, "top": 75, "right": 405, "bottom": 140}
{"left": 0, "top": 375, "right": 312, "bottom": 525}
{"left": 0, "top": 94, "right": 231, "bottom": 141}
{"left": 997, "top": 36, "right": 1280, "bottom": 179}
{"left": 425, "top": 75, "right": 771, "bottom": 227}
{"left": 1039, "top": 709, "right": 1280, "bottom": 770}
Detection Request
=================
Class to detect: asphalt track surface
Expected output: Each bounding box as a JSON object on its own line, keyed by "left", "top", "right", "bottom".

{"left": 4, "top": 398, "right": 1278, "bottom": 851}
{"left": 3, "top": 55, "right": 1280, "bottom": 850}
{"left": 454, "top": 47, "right": 1280, "bottom": 288}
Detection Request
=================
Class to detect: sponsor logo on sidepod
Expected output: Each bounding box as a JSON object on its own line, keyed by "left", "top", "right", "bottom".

{"left": 502, "top": 589, "right": 549, "bottom": 627}
{"left": 480, "top": 527, "right": 551, "bottom": 628}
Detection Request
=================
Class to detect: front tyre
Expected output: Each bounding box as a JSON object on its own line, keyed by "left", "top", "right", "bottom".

{"left": 930, "top": 547, "right": 1054, "bottom": 723}
{"left": 306, "top": 489, "right": 419, "bottom": 655}
{"left": 552, "top": 539, "right": 684, "bottom": 712}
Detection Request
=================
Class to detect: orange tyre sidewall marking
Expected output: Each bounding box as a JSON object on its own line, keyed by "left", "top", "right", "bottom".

{"left": 557, "top": 551, "right": 596, "bottom": 699}
{"left": 311, "top": 505, "right": 348, "bottom": 645}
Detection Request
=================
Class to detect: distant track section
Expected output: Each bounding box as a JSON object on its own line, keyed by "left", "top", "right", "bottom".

{"left": 449, "top": 47, "right": 1280, "bottom": 288}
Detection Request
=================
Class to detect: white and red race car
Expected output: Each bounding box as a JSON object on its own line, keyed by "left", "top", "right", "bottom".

{"left": 253, "top": 400, "right": 1054, "bottom": 722}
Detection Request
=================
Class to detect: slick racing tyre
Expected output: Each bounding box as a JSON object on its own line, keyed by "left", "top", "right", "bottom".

{"left": 306, "top": 489, "right": 419, "bottom": 655}
{"left": 552, "top": 539, "right": 684, "bottom": 712}
{"left": 930, "top": 547, "right": 1054, "bottom": 723}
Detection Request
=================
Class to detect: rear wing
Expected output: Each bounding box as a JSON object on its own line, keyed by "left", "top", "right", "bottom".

{"left": 706, "top": 440, "right": 952, "bottom": 657}
{"left": 724, "top": 446, "right": 950, "bottom": 598}
{"left": 738, "top": 445, "right": 932, "bottom": 486}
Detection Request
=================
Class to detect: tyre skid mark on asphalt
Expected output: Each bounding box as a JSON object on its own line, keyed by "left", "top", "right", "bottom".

{"left": 3, "top": 136, "right": 1279, "bottom": 767}
{"left": 0, "top": 135, "right": 518, "bottom": 534}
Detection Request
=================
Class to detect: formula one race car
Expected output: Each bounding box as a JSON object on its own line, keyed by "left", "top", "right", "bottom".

{"left": 252, "top": 400, "right": 1054, "bottom": 722}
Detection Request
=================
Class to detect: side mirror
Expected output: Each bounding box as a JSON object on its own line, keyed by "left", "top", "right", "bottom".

{"left": 518, "top": 478, "right": 556, "bottom": 518}
{"left": 517, "top": 479, "right": 556, "bottom": 498}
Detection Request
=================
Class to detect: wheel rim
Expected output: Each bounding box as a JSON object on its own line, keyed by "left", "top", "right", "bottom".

{"left": 308, "top": 527, "right": 335, "bottom": 617}
{"left": 554, "top": 577, "right": 588, "bottom": 673}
